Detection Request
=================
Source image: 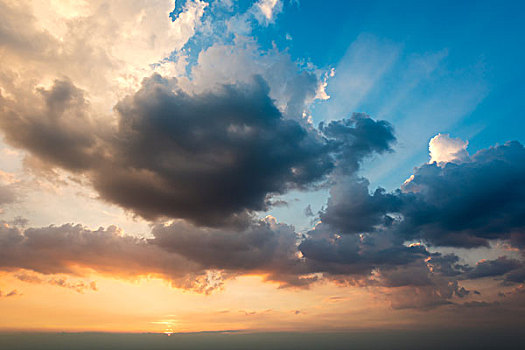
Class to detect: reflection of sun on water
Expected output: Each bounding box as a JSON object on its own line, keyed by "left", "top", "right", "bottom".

{"left": 164, "top": 327, "right": 173, "bottom": 336}
{"left": 151, "top": 317, "right": 178, "bottom": 336}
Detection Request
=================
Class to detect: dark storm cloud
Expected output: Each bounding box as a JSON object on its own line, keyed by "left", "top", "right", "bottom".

{"left": 315, "top": 114, "right": 398, "bottom": 235}
{"left": 373, "top": 255, "right": 472, "bottom": 309}
{"left": 463, "top": 257, "right": 522, "bottom": 280}
{"left": 298, "top": 224, "right": 471, "bottom": 308}
{"left": 294, "top": 113, "right": 417, "bottom": 285}
{"left": 0, "top": 75, "right": 402, "bottom": 228}
{"left": 2, "top": 71, "right": 443, "bottom": 295}
{"left": 298, "top": 226, "right": 469, "bottom": 309}
{"left": 0, "top": 75, "right": 334, "bottom": 227}
{"left": 299, "top": 224, "right": 428, "bottom": 276}
{"left": 0, "top": 216, "right": 472, "bottom": 301}
{"left": 96, "top": 74, "right": 331, "bottom": 226}
{"left": 151, "top": 218, "right": 298, "bottom": 271}
{"left": 320, "top": 113, "right": 396, "bottom": 174}
{"left": 504, "top": 268, "right": 525, "bottom": 283}
{"left": 298, "top": 140, "right": 525, "bottom": 289}
{"left": 398, "top": 141, "right": 525, "bottom": 248}
{"left": 426, "top": 253, "right": 469, "bottom": 277}
{"left": 320, "top": 177, "right": 401, "bottom": 235}
{"left": 302, "top": 113, "right": 400, "bottom": 235}
{"left": 313, "top": 140, "right": 525, "bottom": 248}
{"left": 461, "top": 258, "right": 525, "bottom": 284}
{"left": 295, "top": 139, "right": 525, "bottom": 307}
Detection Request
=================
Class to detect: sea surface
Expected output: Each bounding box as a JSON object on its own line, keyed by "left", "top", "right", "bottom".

{"left": 0, "top": 330, "right": 523, "bottom": 350}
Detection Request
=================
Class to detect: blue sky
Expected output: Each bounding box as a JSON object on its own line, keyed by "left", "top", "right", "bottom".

{"left": 280, "top": 0, "right": 524, "bottom": 174}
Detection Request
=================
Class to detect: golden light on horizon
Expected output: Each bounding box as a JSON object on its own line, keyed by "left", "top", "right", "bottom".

{"left": 0, "top": 271, "right": 405, "bottom": 333}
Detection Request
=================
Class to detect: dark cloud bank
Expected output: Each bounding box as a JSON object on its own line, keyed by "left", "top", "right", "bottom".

{"left": 1, "top": 74, "right": 525, "bottom": 309}
{"left": 1, "top": 75, "right": 331, "bottom": 227}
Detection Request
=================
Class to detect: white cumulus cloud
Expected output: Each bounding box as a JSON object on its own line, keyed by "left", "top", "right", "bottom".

{"left": 429, "top": 133, "right": 469, "bottom": 165}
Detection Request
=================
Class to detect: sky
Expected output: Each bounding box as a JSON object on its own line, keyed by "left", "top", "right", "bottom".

{"left": 0, "top": 0, "right": 524, "bottom": 340}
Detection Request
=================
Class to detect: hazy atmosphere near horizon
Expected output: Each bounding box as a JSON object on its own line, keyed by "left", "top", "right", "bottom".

{"left": 0, "top": 0, "right": 524, "bottom": 349}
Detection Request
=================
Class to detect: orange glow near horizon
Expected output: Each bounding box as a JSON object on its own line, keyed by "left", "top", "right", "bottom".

{"left": 0, "top": 271, "right": 409, "bottom": 333}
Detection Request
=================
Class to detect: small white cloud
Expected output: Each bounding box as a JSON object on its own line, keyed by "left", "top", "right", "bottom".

{"left": 403, "top": 133, "right": 469, "bottom": 189}
{"left": 255, "top": 0, "right": 282, "bottom": 24}
{"left": 428, "top": 133, "right": 469, "bottom": 165}
{"left": 315, "top": 68, "right": 336, "bottom": 101}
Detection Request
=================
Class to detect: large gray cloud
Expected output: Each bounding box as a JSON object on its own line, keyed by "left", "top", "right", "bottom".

{"left": 315, "top": 114, "right": 399, "bottom": 235}
{"left": 0, "top": 218, "right": 308, "bottom": 291}
{"left": 299, "top": 224, "right": 428, "bottom": 276}
{"left": 0, "top": 217, "right": 471, "bottom": 305}
{"left": 150, "top": 216, "right": 311, "bottom": 286}
{"left": 0, "top": 75, "right": 334, "bottom": 227}
{"left": 463, "top": 257, "right": 522, "bottom": 280}
{"left": 296, "top": 136, "right": 525, "bottom": 307}
{"left": 151, "top": 219, "right": 297, "bottom": 271}
{"left": 0, "top": 79, "right": 100, "bottom": 171}
{"left": 0, "top": 221, "right": 217, "bottom": 292}
{"left": 97, "top": 74, "right": 331, "bottom": 226}
{"left": 313, "top": 140, "right": 525, "bottom": 249}
{"left": 320, "top": 177, "right": 402, "bottom": 235}
{"left": 0, "top": 76, "right": 403, "bottom": 228}
{"left": 0, "top": 223, "right": 193, "bottom": 274}
{"left": 460, "top": 257, "right": 525, "bottom": 284}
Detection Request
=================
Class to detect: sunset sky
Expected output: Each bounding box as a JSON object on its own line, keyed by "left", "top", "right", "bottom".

{"left": 0, "top": 0, "right": 524, "bottom": 341}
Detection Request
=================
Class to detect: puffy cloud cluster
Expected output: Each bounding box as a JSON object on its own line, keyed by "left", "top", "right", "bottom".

{"left": 297, "top": 137, "right": 525, "bottom": 307}
{"left": 320, "top": 115, "right": 396, "bottom": 175}
{"left": 187, "top": 37, "right": 323, "bottom": 121}
{"left": 0, "top": 221, "right": 214, "bottom": 292}
{"left": 1, "top": 75, "right": 331, "bottom": 226}
{"left": 255, "top": 0, "right": 283, "bottom": 24}
{"left": 151, "top": 216, "right": 309, "bottom": 286}
{"left": 463, "top": 257, "right": 525, "bottom": 284}
{"left": 0, "top": 79, "right": 99, "bottom": 171}
{"left": 399, "top": 141, "right": 525, "bottom": 248}
{"left": 0, "top": 216, "right": 309, "bottom": 292}
{"left": 428, "top": 133, "right": 469, "bottom": 165}
{"left": 0, "top": 89, "right": 417, "bottom": 291}
{"left": 1, "top": 129, "right": 525, "bottom": 305}
{"left": 315, "top": 139, "right": 525, "bottom": 249}
{"left": 102, "top": 75, "right": 331, "bottom": 225}
{"left": 0, "top": 0, "right": 207, "bottom": 110}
